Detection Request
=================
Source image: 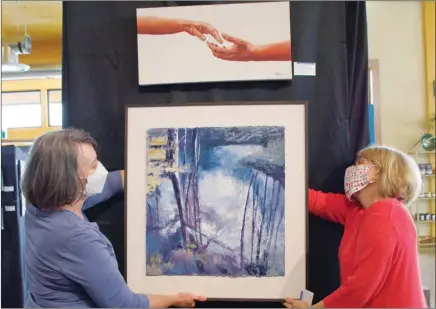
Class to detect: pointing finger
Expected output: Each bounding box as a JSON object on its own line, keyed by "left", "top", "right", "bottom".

{"left": 190, "top": 28, "right": 206, "bottom": 41}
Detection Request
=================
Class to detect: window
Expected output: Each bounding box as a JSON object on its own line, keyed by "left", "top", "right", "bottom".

{"left": 1, "top": 91, "right": 42, "bottom": 129}
{"left": 48, "top": 89, "right": 62, "bottom": 127}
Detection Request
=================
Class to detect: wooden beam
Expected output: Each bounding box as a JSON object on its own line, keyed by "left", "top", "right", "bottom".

{"left": 1, "top": 1, "right": 62, "bottom": 41}
{"left": 1, "top": 1, "right": 62, "bottom": 67}
{"left": 19, "top": 40, "right": 62, "bottom": 67}
{"left": 423, "top": 1, "right": 435, "bottom": 117}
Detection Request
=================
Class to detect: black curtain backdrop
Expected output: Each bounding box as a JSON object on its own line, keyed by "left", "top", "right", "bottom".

{"left": 1, "top": 146, "right": 28, "bottom": 308}
{"left": 62, "top": 1, "right": 369, "bottom": 307}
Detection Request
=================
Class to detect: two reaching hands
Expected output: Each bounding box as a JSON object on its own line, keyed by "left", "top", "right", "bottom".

{"left": 183, "top": 21, "right": 224, "bottom": 45}
{"left": 138, "top": 17, "right": 289, "bottom": 61}
{"left": 182, "top": 21, "right": 257, "bottom": 62}
{"left": 185, "top": 22, "right": 292, "bottom": 62}
{"left": 207, "top": 33, "right": 257, "bottom": 61}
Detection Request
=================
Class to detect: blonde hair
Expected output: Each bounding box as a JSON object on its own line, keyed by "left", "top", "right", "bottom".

{"left": 357, "top": 145, "right": 422, "bottom": 206}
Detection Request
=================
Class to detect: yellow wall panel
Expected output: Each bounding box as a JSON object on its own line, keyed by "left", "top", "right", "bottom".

{"left": 423, "top": 1, "right": 435, "bottom": 118}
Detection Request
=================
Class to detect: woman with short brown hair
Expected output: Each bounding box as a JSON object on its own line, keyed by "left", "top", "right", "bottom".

{"left": 22, "top": 128, "right": 205, "bottom": 308}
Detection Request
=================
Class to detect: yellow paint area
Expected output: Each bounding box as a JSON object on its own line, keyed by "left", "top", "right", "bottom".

{"left": 147, "top": 148, "right": 167, "bottom": 161}
{"left": 148, "top": 136, "right": 168, "bottom": 146}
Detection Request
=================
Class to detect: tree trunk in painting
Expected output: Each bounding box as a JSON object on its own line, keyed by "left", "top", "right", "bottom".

{"left": 155, "top": 188, "right": 160, "bottom": 225}
{"left": 166, "top": 128, "right": 188, "bottom": 248}
{"left": 250, "top": 178, "right": 260, "bottom": 264}
{"left": 192, "top": 128, "right": 202, "bottom": 245}
{"left": 168, "top": 172, "right": 188, "bottom": 248}
{"left": 263, "top": 180, "right": 278, "bottom": 264}
{"left": 256, "top": 176, "right": 268, "bottom": 264}
{"left": 240, "top": 172, "right": 257, "bottom": 268}
{"left": 181, "top": 128, "right": 203, "bottom": 246}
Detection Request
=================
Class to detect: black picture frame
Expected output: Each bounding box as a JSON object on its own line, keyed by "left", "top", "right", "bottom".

{"left": 124, "top": 100, "right": 309, "bottom": 303}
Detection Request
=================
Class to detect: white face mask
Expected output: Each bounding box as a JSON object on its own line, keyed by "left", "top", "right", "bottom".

{"left": 85, "top": 162, "right": 108, "bottom": 196}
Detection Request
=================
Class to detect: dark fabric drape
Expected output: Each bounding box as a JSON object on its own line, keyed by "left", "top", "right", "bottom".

{"left": 1, "top": 146, "right": 28, "bottom": 308}
{"left": 307, "top": 1, "right": 369, "bottom": 301}
{"left": 346, "top": 1, "right": 369, "bottom": 153}
{"left": 62, "top": 1, "right": 368, "bottom": 306}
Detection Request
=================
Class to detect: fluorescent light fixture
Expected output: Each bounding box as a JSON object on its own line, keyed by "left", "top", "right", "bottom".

{"left": 1, "top": 63, "right": 31, "bottom": 73}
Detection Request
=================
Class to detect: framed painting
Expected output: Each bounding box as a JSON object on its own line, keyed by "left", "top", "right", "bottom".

{"left": 136, "top": 2, "right": 292, "bottom": 85}
{"left": 125, "top": 101, "right": 308, "bottom": 301}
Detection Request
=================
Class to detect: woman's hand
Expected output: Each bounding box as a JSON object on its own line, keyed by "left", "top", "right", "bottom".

{"left": 283, "top": 297, "right": 311, "bottom": 308}
{"left": 207, "top": 33, "right": 256, "bottom": 61}
{"left": 183, "top": 21, "right": 223, "bottom": 43}
{"left": 137, "top": 16, "right": 222, "bottom": 43}
{"left": 171, "top": 292, "right": 206, "bottom": 307}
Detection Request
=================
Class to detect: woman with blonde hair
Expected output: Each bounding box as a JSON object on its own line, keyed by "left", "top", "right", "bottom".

{"left": 285, "top": 145, "right": 427, "bottom": 308}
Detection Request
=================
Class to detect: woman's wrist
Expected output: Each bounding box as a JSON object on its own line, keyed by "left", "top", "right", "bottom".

{"left": 167, "top": 294, "right": 178, "bottom": 307}
{"left": 312, "top": 300, "right": 325, "bottom": 308}
{"left": 148, "top": 294, "right": 177, "bottom": 308}
{"left": 249, "top": 44, "right": 267, "bottom": 61}
{"left": 178, "top": 19, "right": 192, "bottom": 33}
{"left": 248, "top": 41, "right": 291, "bottom": 61}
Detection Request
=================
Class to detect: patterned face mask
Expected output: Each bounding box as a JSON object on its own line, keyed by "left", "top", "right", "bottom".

{"left": 344, "top": 165, "right": 375, "bottom": 201}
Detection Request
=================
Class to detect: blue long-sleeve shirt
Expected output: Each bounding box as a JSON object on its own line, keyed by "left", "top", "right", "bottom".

{"left": 24, "top": 171, "right": 150, "bottom": 308}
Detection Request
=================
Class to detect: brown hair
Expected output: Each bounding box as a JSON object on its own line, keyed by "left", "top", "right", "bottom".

{"left": 357, "top": 145, "right": 422, "bottom": 206}
{"left": 21, "top": 128, "right": 97, "bottom": 210}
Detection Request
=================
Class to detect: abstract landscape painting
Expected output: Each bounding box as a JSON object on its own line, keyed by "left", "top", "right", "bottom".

{"left": 145, "top": 126, "right": 285, "bottom": 278}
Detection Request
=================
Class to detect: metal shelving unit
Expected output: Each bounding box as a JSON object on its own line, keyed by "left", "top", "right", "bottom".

{"left": 409, "top": 149, "right": 436, "bottom": 251}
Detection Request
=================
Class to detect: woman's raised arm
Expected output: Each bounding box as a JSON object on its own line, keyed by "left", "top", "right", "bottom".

{"left": 308, "top": 189, "right": 353, "bottom": 225}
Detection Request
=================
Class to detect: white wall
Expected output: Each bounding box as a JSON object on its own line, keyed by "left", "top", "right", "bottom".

{"left": 367, "top": 1, "right": 426, "bottom": 152}
{"left": 367, "top": 3, "right": 435, "bottom": 307}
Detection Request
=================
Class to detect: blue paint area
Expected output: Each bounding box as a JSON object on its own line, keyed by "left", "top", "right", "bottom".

{"left": 145, "top": 126, "right": 286, "bottom": 277}
{"left": 368, "top": 103, "right": 375, "bottom": 144}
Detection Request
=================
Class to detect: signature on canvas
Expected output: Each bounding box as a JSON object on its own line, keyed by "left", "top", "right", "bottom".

{"left": 145, "top": 126, "right": 285, "bottom": 278}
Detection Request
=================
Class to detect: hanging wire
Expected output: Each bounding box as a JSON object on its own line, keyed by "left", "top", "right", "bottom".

{"left": 24, "top": 5, "right": 27, "bottom": 35}
{"left": 14, "top": 1, "right": 28, "bottom": 39}
{"left": 15, "top": 0, "right": 20, "bottom": 39}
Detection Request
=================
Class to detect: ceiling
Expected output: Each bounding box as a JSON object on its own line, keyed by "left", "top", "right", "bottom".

{"left": 2, "top": 1, "right": 62, "bottom": 68}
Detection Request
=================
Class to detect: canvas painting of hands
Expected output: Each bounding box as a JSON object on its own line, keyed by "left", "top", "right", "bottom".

{"left": 136, "top": 2, "right": 292, "bottom": 85}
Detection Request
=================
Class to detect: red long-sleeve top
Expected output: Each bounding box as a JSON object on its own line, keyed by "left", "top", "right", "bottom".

{"left": 309, "top": 189, "right": 427, "bottom": 308}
